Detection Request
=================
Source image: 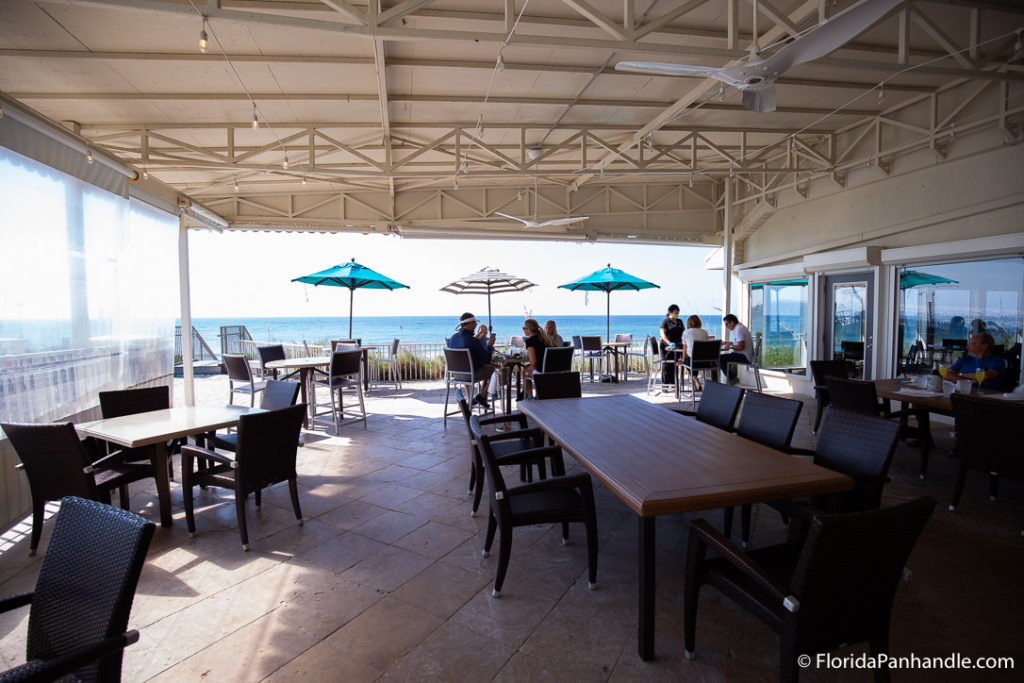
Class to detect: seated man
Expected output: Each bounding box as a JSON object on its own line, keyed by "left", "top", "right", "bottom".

{"left": 718, "top": 313, "right": 753, "bottom": 385}
{"left": 945, "top": 332, "right": 1006, "bottom": 390}
{"left": 448, "top": 312, "right": 495, "bottom": 407}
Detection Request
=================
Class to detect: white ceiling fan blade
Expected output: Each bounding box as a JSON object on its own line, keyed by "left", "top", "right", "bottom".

{"left": 536, "top": 216, "right": 590, "bottom": 227}
{"left": 615, "top": 62, "right": 728, "bottom": 79}
{"left": 494, "top": 211, "right": 530, "bottom": 225}
{"left": 761, "top": 0, "right": 903, "bottom": 75}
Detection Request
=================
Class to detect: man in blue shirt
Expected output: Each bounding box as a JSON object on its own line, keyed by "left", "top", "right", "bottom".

{"left": 947, "top": 332, "right": 1006, "bottom": 390}
{"left": 448, "top": 312, "right": 495, "bottom": 407}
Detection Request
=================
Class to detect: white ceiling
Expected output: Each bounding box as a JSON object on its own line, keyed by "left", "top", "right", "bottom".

{"left": 1, "top": 0, "right": 1022, "bottom": 243}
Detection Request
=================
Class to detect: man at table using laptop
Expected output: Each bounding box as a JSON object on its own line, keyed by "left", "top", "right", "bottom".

{"left": 944, "top": 332, "right": 1006, "bottom": 390}
{"left": 719, "top": 313, "right": 753, "bottom": 385}
{"left": 448, "top": 312, "right": 495, "bottom": 408}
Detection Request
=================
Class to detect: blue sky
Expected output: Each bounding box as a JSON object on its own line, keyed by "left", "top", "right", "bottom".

{"left": 187, "top": 230, "right": 724, "bottom": 318}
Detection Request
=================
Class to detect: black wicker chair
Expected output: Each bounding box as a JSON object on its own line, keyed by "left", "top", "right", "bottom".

{"left": 208, "top": 380, "right": 301, "bottom": 452}
{"left": 684, "top": 496, "right": 936, "bottom": 683}
{"left": 671, "top": 380, "right": 744, "bottom": 431}
{"left": 222, "top": 353, "right": 267, "bottom": 406}
{"left": 472, "top": 421, "right": 597, "bottom": 598}
{"left": 0, "top": 497, "right": 154, "bottom": 683}
{"left": 256, "top": 344, "right": 287, "bottom": 379}
{"left": 98, "top": 385, "right": 179, "bottom": 481}
{"left": 311, "top": 350, "right": 366, "bottom": 431}
{"left": 728, "top": 393, "right": 805, "bottom": 541}
{"left": 454, "top": 388, "right": 549, "bottom": 516}
{"left": 741, "top": 407, "right": 902, "bottom": 547}
{"left": 809, "top": 360, "right": 848, "bottom": 433}
{"left": 181, "top": 404, "right": 307, "bottom": 550}
{"left": 826, "top": 376, "right": 931, "bottom": 478}
{"left": 949, "top": 393, "right": 1024, "bottom": 533}
{"left": 533, "top": 371, "right": 583, "bottom": 400}
{"left": 1, "top": 422, "right": 156, "bottom": 555}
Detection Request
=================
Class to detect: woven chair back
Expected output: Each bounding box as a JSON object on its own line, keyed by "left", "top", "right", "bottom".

{"left": 534, "top": 372, "right": 583, "bottom": 400}
{"left": 27, "top": 496, "right": 154, "bottom": 682}
{"left": 222, "top": 354, "right": 253, "bottom": 382}
{"left": 735, "top": 392, "right": 803, "bottom": 451}
{"left": 329, "top": 349, "right": 362, "bottom": 378}
{"left": 810, "top": 360, "right": 848, "bottom": 390}
{"left": 443, "top": 348, "right": 475, "bottom": 382}
{"left": 99, "top": 386, "right": 169, "bottom": 418}
{"left": 541, "top": 346, "right": 575, "bottom": 373}
{"left": 0, "top": 422, "right": 96, "bottom": 501}
{"left": 694, "top": 381, "right": 744, "bottom": 430}
{"left": 580, "top": 336, "right": 602, "bottom": 352}
{"left": 815, "top": 408, "right": 900, "bottom": 478}
{"left": 261, "top": 380, "right": 300, "bottom": 410}
{"left": 789, "top": 496, "right": 935, "bottom": 636}
{"left": 256, "top": 344, "right": 286, "bottom": 369}
{"left": 825, "top": 377, "right": 881, "bottom": 415}
{"left": 235, "top": 404, "right": 306, "bottom": 494}
{"left": 951, "top": 393, "right": 1024, "bottom": 478}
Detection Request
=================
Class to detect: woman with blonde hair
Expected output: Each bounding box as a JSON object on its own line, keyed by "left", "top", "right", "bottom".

{"left": 521, "top": 318, "right": 550, "bottom": 400}
{"left": 544, "top": 320, "right": 564, "bottom": 347}
{"left": 680, "top": 314, "right": 709, "bottom": 362}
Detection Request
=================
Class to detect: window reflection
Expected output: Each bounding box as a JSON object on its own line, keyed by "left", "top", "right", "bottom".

{"left": 897, "top": 259, "right": 1023, "bottom": 388}
{"left": 750, "top": 279, "right": 808, "bottom": 375}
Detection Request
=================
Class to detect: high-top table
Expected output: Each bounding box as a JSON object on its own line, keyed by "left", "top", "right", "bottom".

{"left": 265, "top": 356, "right": 329, "bottom": 427}
{"left": 517, "top": 395, "right": 853, "bottom": 661}
{"left": 77, "top": 405, "right": 264, "bottom": 527}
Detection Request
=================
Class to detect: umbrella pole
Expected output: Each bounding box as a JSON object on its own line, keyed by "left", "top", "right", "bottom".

{"left": 349, "top": 288, "right": 354, "bottom": 338}
{"left": 606, "top": 290, "right": 611, "bottom": 341}
{"left": 487, "top": 292, "right": 493, "bottom": 332}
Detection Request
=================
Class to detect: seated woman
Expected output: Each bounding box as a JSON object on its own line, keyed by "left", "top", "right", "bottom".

{"left": 545, "top": 320, "right": 565, "bottom": 347}
{"left": 522, "top": 318, "right": 551, "bottom": 400}
{"left": 680, "top": 315, "right": 710, "bottom": 362}
{"left": 475, "top": 324, "right": 489, "bottom": 341}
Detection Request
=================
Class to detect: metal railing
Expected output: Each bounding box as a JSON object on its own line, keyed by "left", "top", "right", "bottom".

{"left": 220, "top": 325, "right": 253, "bottom": 357}
{"left": 238, "top": 339, "right": 449, "bottom": 382}
{"left": 174, "top": 326, "right": 218, "bottom": 363}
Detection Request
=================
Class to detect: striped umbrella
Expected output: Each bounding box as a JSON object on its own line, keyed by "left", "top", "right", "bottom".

{"left": 440, "top": 267, "right": 537, "bottom": 332}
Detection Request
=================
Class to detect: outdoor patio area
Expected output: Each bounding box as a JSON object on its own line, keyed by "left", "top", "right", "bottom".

{"left": 0, "top": 376, "right": 1021, "bottom": 681}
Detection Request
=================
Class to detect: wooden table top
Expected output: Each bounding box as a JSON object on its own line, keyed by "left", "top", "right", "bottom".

{"left": 77, "top": 405, "right": 264, "bottom": 448}
{"left": 518, "top": 395, "right": 852, "bottom": 517}
{"left": 874, "top": 378, "right": 1000, "bottom": 412}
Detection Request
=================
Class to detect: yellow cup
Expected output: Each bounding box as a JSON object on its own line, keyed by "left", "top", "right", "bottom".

{"left": 975, "top": 369, "right": 985, "bottom": 384}
{"left": 938, "top": 367, "right": 948, "bottom": 379}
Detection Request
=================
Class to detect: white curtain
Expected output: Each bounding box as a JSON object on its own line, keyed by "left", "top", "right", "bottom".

{"left": 0, "top": 146, "right": 178, "bottom": 425}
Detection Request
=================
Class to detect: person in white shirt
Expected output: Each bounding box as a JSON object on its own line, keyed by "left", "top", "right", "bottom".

{"left": 719, "top": 314, "right": 753, "bottom": 385}
{"left": 680, "top": 315, "right": 710, "bottom": 362}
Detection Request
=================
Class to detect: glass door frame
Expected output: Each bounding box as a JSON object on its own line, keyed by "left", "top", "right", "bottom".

{"left": 821, "top": 271, "right": 876, "bottom": 379}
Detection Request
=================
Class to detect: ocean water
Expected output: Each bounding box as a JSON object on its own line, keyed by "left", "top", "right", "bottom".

{"left": 182, "top": 315, "right": 727, "bottom": 347}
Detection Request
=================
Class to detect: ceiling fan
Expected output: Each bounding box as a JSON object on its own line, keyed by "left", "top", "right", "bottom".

{"left": 494, "top": 178, "right": 589, "bottom": 228}
{"left": 615, "top": 0, "right": 901, "bottom": 113}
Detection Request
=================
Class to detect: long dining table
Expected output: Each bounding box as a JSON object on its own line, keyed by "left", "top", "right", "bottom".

{"left": 517, "top": 394, "right": 853, "bottom": 661}
{"left": 76, "top": 404, "right": 264, "bottom": 527}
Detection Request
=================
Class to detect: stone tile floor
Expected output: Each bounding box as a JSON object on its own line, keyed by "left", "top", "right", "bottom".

{"left": 0, "top": 373, "right": 1021, "bottom": 681}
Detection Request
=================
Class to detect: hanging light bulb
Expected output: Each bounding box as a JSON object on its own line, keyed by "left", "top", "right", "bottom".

{"left": 198, "top": 17, "right": 208, "bottom": 54}
{"left": 496, "top": 53, "right": 505, "bottom": 73}
{"left": 302, "top": 174, "right": 307, "bottom": 186}
{"left": 689, "top": 174, "right": 694, "bottom": 188}
{"left": 86, "top": 149, "right": 94, "bottom": 164}
{"left": 281, "top": 155, "right": 289, "bottom": 169}
{"left": 251, "top": 104, "right": 259, "bottom": 129}
{"left": 142, "top": 167, "right": 149, "bottom": 180}
{"left": 233, "top": 177, "right": 240, "bottom": 192}
{"left": 453, "top": 179, "right": 459, "bottom": 191}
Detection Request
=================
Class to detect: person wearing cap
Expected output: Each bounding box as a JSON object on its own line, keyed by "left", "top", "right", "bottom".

{"left": 448, "top": 312, "right": 495, "bottom": 408}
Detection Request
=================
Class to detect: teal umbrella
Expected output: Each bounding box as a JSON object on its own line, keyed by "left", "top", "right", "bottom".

{"left": 292, "top": 258, "right": 409, "bottom": 337}
{"left": 558, "top": 264, "right": 660, "bottom": 339}
{"left": 899, "top": 270, "right": 958, "bottom": 289}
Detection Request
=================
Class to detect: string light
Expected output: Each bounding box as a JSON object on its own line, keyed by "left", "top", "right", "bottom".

{"left": 251, "top": 104, "right": 258, "bottom": 129}
{"left": 233, "top": 177, "right": 239, "bottom": 192}
{"left": 198, "top": 16, "right": 208, "bottom": 54}
{"left": 142, "top": 167, "right": 149, "bottom": 180}
{"left": 281, "top": 154, "right": 289, "bottom": 169}
{"left": 301, "top": 173, "right": 307, "bottom": 186}
{"left": 86, "top": 149, "right": 94, "bottom": 164}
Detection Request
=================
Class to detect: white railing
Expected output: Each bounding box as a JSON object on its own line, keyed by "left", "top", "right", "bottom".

{"left": 237, "top": 338, "right": 653, "bottom": 383}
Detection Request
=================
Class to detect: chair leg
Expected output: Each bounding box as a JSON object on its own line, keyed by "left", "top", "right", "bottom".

{"left": 493, "top": 521, "right": 513, "bottom": 597}
{"left": 560, "top": 521, "right": 570, "bottom": 544}
{"left": 356, "top": 385, "right": 367, "bottom": 428}
{"left": 722, "top": 506, "right": 734, "bottom": 537}
{"left": 443, "top": 381, "right": 452, "bottom": 428}
{"left": 288, "top": 477, "right": 303, "bottom": 524}
{"left": 948, "top": 466, "right": 969, "bottom": 510}
{"left": 29, "top": 501, "right": 45, "bottom": 555}
{"left": 741, "top": 504, "right": 752, "bottom": 547}
{"left": 683, "top": 537, "right": 704, "bottom": 659}
{"left": 780, "top": 640, "right": 799, "bottom": 683}
{"left": 236, "top": 493, "right": 250, "bottom": 550}
{"left": 118, "top": 485, "right": 130, "bottom": 510}
{"left": 471, "top": 456, "right": 485, "bottom": 517}
{"left": 813, "top": 397, "right": 826, "bottom": 433}
{"left": 585, "top": 513, "right": 598, "bottom": 589}
{"left": 182, "top": 454, "right": 197, "bottom": 535}
{"left": 483, "top": 511, "right": 497, "bottom": 554}
{"left": 254, "top": 489, "right": 262, "bottom": 507}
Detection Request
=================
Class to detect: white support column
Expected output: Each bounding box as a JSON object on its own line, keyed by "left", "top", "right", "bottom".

{"left": 178, "top": 218, "right": 195, "bottom": 406}
{"left": 723, "top": 178, "right": 733, "bottom": 340}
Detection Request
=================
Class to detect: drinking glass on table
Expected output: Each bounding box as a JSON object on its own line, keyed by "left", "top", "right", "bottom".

{"left": 975, "top": 369, "right": 986, "bottom": 384}
{"left": 938, "top": 367, "right": 948, "bottom": 379}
